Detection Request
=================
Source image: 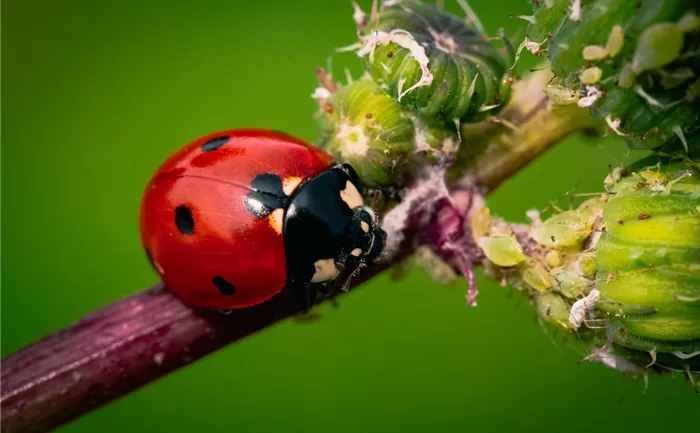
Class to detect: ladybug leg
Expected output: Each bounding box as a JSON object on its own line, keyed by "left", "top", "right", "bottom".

{"left": 293, "top": 282, "right": 322, "bottom": 313}
{"left": 318, "top": 280, "right": 342, "bottom": 308}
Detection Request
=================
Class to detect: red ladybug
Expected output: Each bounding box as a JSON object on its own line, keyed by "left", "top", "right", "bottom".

{"left": 140, "top": 129, "right": 385, "bottom": 310}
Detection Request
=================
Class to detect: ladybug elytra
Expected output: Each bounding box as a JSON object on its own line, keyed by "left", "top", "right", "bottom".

{"left": 140, "top": 129, "right": 386, "bottom": 310}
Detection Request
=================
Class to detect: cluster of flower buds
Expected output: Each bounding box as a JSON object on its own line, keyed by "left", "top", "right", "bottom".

{"left": 314, "top": 0, "right": 512, "bottom": 188}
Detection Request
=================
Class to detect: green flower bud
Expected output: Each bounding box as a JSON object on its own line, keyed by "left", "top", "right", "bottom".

{"left": 509, "top": 157, "right": 699, "bottom": 373}
{"left": 317, "top": 74, "right": 460, "bottom": 188}
{"left": 596, "top": 157, "right": 700, "bottom": 369}
{"left": 356, "top": 0, "right": 511, "bottom": 124}
{"left": 318, "top": 79, "right": 414, "bottom": 188}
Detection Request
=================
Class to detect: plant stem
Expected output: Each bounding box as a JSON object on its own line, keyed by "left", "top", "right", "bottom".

{"left": 452, "top": 68, "right": 600, "bottom": 191}
{"left": 0, "top": 67, "right": 597, "bottom": 433}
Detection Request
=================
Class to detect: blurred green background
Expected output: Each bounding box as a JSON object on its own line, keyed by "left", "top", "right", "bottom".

{"left": 2, "top": 0, "right": 696, "bottom": 432}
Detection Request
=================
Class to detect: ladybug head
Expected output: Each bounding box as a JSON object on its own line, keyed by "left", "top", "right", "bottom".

{"left": 283, "top": 163, "right": 386, "bottom": 297}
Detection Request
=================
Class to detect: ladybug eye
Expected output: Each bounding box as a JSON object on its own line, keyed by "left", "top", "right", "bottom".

{"left": 360, "top": 206, "right": 375, "bottom": 225}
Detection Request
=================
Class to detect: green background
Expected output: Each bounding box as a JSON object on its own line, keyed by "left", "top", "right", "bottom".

{"left": 2, "top": 1, "right": 696, "bottom": 432}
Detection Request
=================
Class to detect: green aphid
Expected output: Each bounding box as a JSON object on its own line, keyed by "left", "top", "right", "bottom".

{"left": 580, "top": 66, "right": 602, "bottom": 84}
{"left": 530, "top": 207, "right": 599, "bottom": 249}
{"left": 605, "top": 25, "right": 624, "bottom": 57}
{"left": 631, "top": 22, "right": 686, "bottom": 75}
{"left": 318, "top": 79, "right": 415, "bottom": 188}
{"left": 535, "top": 291, "right": 575, "bottom": 330}
{"left": 573, "top": 253, "right": 597, "bottom": 278}
{"left": 520, "top": 261, "right": 556, "bottom": 292}
{"left": 553, "top": 270, "right": 593, "bottom": 299}
{"left": 582, "top": 45, "right": 608, "bottom": 61}
{"left": 478, "top": 235, "right": 526, "bottom": 267}
{"left": 355, "top": 0, "right": 511, "bottom": 124}
{"left": 544, "top": 84, "right": 580, "bottom": 106}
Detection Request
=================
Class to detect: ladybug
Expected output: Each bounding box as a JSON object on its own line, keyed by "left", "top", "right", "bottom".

{"left": 140, "top": 129, "right": 386, "bottom": 310}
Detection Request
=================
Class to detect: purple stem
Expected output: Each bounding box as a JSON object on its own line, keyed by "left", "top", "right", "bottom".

{"left": 420, "top": 190, "right": 481, "bottom": 306}
{"left": 0, "top": 284, "right": 299, "bottom": 433}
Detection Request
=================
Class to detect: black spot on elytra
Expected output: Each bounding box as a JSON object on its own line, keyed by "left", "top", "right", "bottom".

{"left": 201, "top": 136, "right": 229, "bottom": 152}
{"left": 175, "top": 205, "right": 195, "bottom": 235}
{"left": 213, "top": 276, "right": 236, "bottom": 295}
{"left": 244, "top": 173, "right": 290, "bottom": 218}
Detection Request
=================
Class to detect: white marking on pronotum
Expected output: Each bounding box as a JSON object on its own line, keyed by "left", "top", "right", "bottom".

{"left": 578, "top": 86, "right": 603, "bottom": 108}
{"left": 340, "top": 181, "right": 365, "bottom": 210}
{"left": 311, "top": 258, "right": 340, "bottom": 283}
{"left": 355, "top": 29, "right": 433, "bottom": 101}
{"left": 282, "top": 176, "right": 302, "bottom": 196}
{"left": 351, "top": 248, "right": 363, "bottom": 257}
{"left": 360, "top": 221, "right": 370, "bottom": 233}
{"left": 569, "top": 289, "right": 600, "bottom": 329}
{"left": 269, "top": 208, "right": 284, "bottom": 234}
{"left": 569, "top": 0, "right": 582, "bottom": 21}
